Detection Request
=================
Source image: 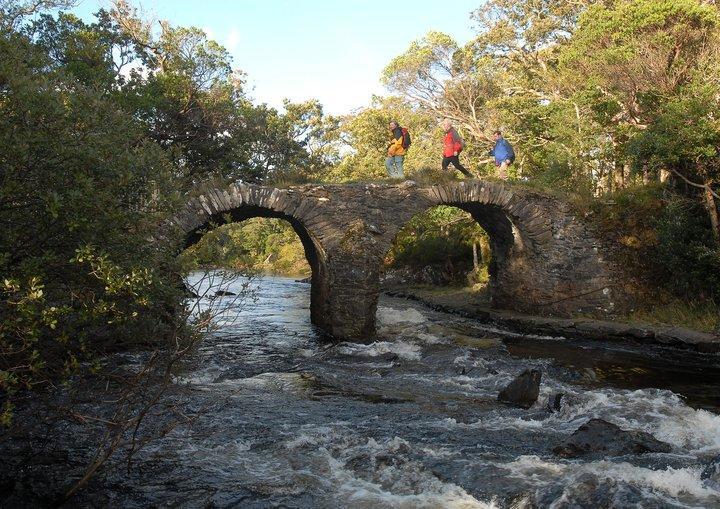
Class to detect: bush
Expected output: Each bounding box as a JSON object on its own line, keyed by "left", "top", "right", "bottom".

{"left": 0, "top": 30, "right": 183, "bottom": 423}
{"left": 655, "top": 197, "right": 720, "bottom": 301}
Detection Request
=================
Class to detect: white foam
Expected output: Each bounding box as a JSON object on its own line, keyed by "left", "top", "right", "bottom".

{"left": 377, "top": 306, "right": 427, "bottom": 326}
{"left": 326, "top": 437, "right": 498, "bottom": 509}
{"left": 340, "top": 483, "right": 498, "bottom": 509}
{"left": 416, "top": 332, "right": 443, "bottom": 344}
{"left": 502, "top": 455, "right": 720, "bottom": 504}
{"left": 337, "top": 341, "right": 423, "bottom": 361}
{"left": 457, "top": 385, "right": 720, "bottom": 456}
{"left": 653, "top": 406, "right": 720, "bottom": 454}
{"left": 541, "top": 388, "right": 720, "bottom": 453}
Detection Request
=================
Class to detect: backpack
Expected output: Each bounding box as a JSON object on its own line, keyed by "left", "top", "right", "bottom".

{"left": 401, "top": 127, "right": 411, "bottom": 149}
{"left": 456, "top": 130, "right": 464, "bottom": 153}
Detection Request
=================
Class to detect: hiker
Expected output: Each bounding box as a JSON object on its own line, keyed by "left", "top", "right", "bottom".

{"left": 385, "top": 120, "right": 407, "bottom": 178}
{"left": 489, "top": 130, "right": 515, "bottom": 180}
{"left": 441, "top": 119, "right": 472, "bottom": 177}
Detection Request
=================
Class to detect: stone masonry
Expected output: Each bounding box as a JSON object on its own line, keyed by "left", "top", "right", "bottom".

{"left": 166, "top": 180, "right": 624, "bottom": 342}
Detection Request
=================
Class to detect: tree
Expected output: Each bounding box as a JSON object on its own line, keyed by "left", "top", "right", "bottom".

{"left": 382, "top": 31, "right": 502, "bottom": 143}
{"left": 627, "top": 83, "right": 720, "bottom": 241}
{"left": 0, "top": 0, "right": 75, "bottom": 30}
{"left": 0, "top": 26, "right": 182, "bottom": 421}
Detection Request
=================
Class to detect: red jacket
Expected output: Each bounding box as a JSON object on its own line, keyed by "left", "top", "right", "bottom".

{"left": 443, "top": 128, "right": 463, "bottom": 157}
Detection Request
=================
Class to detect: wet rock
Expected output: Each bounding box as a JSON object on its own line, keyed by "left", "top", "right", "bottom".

{"left": 547, "top": 393, "right": 564, "bottom": 413}
{"left": 294, "top": 276, "right": 311, "bottom": 284}
{"left": 214, "top": 290, "right": 237, "bottom": 296}
{"left": 552, "top": 418, "right": 671, "bottom": 458}
{"left": 497, "top": 369, "right": 542, "bottom": 409}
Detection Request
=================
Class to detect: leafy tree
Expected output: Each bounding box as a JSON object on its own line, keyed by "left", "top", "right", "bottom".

{"left": 0, "top": 26, "right": 181, "bottom": 421}
{"left": 382, "top": 31, "right": 502, "bottom": 143}
{"left": 180, "top": 219, "right": 310, "bottom": 276}
{"left": 387, "top": 206, "right": 489, "bottom": 282}
{"left": 627, "top": 83, "right": 720, "bottom": 240}
{"left": 0, "top": 0, "right": 75, "bottom": 30}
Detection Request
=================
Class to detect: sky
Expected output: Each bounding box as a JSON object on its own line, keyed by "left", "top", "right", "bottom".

{"left": 70, "top": 0, "right": 481, "bottom": 114}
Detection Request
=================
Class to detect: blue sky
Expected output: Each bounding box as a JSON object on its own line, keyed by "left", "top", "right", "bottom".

{"left": 70, "top": 0, "right": 481, "bottom": 114}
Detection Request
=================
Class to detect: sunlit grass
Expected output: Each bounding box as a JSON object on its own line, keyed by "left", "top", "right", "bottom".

{"left": 628, "top": 299, "right": 719, "bottom": 333}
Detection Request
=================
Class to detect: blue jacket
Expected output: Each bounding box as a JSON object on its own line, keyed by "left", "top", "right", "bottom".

{"left": 490, "top": 138, "right": 515, "bottom": 165}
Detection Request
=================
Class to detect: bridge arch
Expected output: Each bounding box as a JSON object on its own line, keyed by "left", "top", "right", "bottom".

{"left": 412, "top": 180, "right": 617, "bottom": 315}
{"left": 167, "top": 185, "right": 336, "bottom": 333}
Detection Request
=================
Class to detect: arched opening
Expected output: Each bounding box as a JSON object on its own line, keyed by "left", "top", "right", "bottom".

{"left": 181, "top": 218, "right": 311, "bottom": 278}
{"left": 178, "top": 205, "right": 329, "bottom": 329}
{"left": 382, "top": 200, "right": 525, "bottom": 311}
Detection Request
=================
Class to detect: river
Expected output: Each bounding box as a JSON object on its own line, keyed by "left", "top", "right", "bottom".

{"left": 4, "top": 273, "right": 720, "bottom": 508}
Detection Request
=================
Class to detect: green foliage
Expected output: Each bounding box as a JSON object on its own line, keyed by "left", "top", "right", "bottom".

{"left": 180, "top": 218, "right": 310, "bottom": 276}
{"left": 0, "top": 25, "right": 186, "bottom": 421}
{"left": 626, "top": 82, "right": 720, "bottom": 183}
{"left": 387, "top": 206, "right": 488, "bottom": 271}
{"left": 1, "top": 0, "right": 344, "bottom": 424}
{"left": 654, "top": 197, "right": 720, "bottom": 300}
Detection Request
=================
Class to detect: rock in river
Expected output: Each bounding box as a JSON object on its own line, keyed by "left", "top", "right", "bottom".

{"left": 553, "top": 418, "right": 671, "bottom": 458}
{"left": 214, "top": 290, "right": 237, "bottom": 296}
{"left": 547, "top": 392, "right": 565, "bottom": 413}
{"left": 497, "top": 369, "right": 541, "bottom": 409}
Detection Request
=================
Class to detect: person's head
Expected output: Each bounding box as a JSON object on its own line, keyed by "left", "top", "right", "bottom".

{"left": 493, "top": 130, "right": 502, "bottom": 141}
{"left": 441, "top": 119, "right": 452, "bottom": 132}
{"left": 388, "top": 120, "right": 398, "bottom": 131}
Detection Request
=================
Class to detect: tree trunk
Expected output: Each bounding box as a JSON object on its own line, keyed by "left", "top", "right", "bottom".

{"left": 613, "top": 161, "right": 626, "bottom": 190}
{"left": 703, "top": 182, "right": 720, "bottom": 245}
{"left": 473, "top": 242, "right": 479, "bottom": 271}
{"left": 623, "top": 162, "right": 631, "bottom": 186}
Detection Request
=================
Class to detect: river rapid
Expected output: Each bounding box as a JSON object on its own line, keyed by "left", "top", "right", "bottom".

{"left": 4, "top": 273, "right": 720, "bottom": 508}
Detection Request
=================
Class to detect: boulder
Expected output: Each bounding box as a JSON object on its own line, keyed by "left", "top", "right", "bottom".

{"left": 497, "top": 369, "right": 542, "bottom": 409}
{"left": 214, "top": 290, "right": 237, "bottom": 296}
{"left": 552, "top": 418, "right": 671, "bottom": 458}
{"left": 547, "top": 393, "right": 564, "bottom": 413}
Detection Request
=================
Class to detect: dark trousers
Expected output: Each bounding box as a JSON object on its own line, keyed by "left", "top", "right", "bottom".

{"left": 442, "top": 155, "right": 471, "bottom": 177}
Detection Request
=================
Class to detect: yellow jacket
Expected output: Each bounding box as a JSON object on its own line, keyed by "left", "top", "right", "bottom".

{"left": 388, "top": 128, "right": 406, "bottom": 156}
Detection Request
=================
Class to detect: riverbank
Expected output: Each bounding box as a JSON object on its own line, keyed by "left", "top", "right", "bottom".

{"left": 384, "top": 286, "right": 720, "bottom": 354}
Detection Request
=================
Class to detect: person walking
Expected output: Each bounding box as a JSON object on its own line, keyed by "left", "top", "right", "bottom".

{"left": 385, "top": 120, "right": 406, "bottom": 179}
{"left": 489, "top": 130, "right": 515, "bottom": 180}
{"left": 441, "top": 119, "right": 472, "bottom": 178}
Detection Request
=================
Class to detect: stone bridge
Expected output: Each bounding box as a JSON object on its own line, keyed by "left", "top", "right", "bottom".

{"left": 166, "top": 180, "right": 624, "bottom": 342}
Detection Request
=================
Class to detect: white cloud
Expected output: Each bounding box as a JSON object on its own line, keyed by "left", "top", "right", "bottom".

{"left": 202, "top": 26, "right": 215, "bottom": 41}
{"left": 225, "top": 27, "right": 241, "bottom": 53}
